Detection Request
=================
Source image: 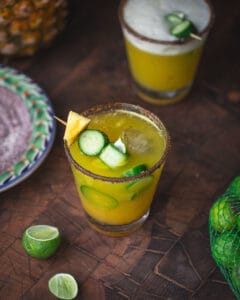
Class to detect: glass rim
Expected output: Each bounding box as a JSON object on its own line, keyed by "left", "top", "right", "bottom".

{"left": 64, "top": 102, "right": 171, "bottom": 183}
{"left": 118, "top": 0, "right": 215, "bottom": 46}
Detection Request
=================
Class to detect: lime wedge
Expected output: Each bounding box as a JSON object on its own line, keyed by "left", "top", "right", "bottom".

{"left": 22, "top": 225, "right": 61, "bottom": 259}
{"left": 48, "top": 273, "right": 78, "bottom": 300}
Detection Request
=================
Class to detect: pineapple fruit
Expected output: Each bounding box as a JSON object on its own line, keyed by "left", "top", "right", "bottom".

{"left": 64, "top": 111, "right": 90, "bottom": 147}
{"left": 0, "top": 0, "right": 68, "bottom": 56}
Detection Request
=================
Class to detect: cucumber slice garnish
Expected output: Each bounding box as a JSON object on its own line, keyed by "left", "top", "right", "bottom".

{"left": 171, "top": 19, "right": 193, "bottom": 38}
{"left": 171, "top": 20, "right": 197, "bottom": 39}
{"left": 114, "top": 137, "right": 127, "bottom": 154}
{"left": 165, "top": 11, "right": 198, "bottom": 39}
{"left": 80, "top": 185, "right": 118, "bottom": 209}
{"left": 99, "top": 144, "right": 128, "bottom": 168}
{"left": 165, "top": 13, "right": 183, "bottom": 26}
{"left": 78, "top": 129, "right": 108, "bottom": 156}
{"left": 127, "top": 176, "right": 154, "bottom": 200}
{"left": 123, "top": 164, "right": 147, "bottom": 177}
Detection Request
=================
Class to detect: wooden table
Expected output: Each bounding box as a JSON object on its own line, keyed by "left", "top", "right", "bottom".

{"left": 1, "top": 0, "right": 240, "bottom": 299}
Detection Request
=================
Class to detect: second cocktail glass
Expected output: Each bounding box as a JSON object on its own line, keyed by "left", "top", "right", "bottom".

{"left": 119, "top": 0, "right": 214, "bottom": 105}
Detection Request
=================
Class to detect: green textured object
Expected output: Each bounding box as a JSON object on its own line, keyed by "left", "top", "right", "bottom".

{"left": 211, "top": 232, "right": 240, "bottom": 268}
{"left": 209, "top": 195, "right": 236, "bottom": 232}
{"left": 227, "top": 177, "right": 240, "bottom": 199}
{"left": 209, "top": 176, "right": 240, "bottom": 299}
{"left": 232, "top": 265, "right": 240, "bottom": 290}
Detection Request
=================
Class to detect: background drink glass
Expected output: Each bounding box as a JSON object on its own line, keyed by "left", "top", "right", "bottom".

{"left": 119, "top": 0, "right": 214, "bottom": 105}
{"left": 64, "top": 103, "right": 170, "bottom": 236}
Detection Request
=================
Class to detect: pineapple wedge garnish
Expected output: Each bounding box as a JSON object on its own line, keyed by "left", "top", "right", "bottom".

{"left": 64, "top": 111, "right": 90, "bottom": 146}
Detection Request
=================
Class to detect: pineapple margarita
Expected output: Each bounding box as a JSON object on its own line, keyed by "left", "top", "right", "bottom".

{"left": 119, "top": 0, "right": 213, "bottom": 104}
{"left": 64, "top": 103, "right": 170, "bottom": 236}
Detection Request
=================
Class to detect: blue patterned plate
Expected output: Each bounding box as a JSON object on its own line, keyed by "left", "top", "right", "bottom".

{"left": 0, "top": 65, "right": 56, "bottom": 192}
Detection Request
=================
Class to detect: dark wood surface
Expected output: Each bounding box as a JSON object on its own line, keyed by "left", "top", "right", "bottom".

{"left": 1, "top": 0, "right": 240, "bottom": 299}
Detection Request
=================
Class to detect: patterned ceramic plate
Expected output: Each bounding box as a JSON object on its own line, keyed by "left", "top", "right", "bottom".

{"left": 0, "top": 65, "right": 56, "bottom": 192}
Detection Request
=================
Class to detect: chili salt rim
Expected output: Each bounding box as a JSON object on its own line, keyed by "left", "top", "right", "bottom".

{"left": 64, "top": 102, "right": 171, "bottom": 183}
{"left": 118, "top": 0, "right": 215, "bottom": 45}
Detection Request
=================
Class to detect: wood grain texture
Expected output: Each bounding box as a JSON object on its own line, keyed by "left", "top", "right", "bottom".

{"left": 1, "top": 0, "right": 240, "bottom": 299}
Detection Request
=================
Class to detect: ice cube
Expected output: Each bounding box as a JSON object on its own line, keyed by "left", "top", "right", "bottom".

{"left": 122, "top": 128, "right": 152, "bottom": 154}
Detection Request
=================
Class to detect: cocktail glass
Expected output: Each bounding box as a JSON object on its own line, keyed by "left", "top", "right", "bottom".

{"left": 64, "top": 103, "right": 170, "bottom": 236}
{"left": 119, "top": 0, "right": 214, "bottom": 105}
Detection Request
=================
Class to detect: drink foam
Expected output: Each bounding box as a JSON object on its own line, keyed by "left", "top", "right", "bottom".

{"left": 122, "top": 0, "right": 212, "bottom": 55}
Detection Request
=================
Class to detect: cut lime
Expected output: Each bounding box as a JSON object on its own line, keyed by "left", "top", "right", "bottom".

{"left": 48, "top": 273, "right": 78, "bottom": 300}
{"left": 22, "top": 225, "right": 61, "bottom": 259}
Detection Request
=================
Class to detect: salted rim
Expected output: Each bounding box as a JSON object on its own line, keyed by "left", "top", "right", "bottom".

{"left": 118, "top": 0, "right": 215, "bottom": 46}
{"left": 64, "top": 102, "right": 171, "bottom": 183}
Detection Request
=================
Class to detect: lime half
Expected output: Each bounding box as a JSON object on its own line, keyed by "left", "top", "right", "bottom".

{"left": 48, "top": 273, "right": 78, "bottom": 300}
{"left": 22, "top": 225, "right": 61, "bottom": 259}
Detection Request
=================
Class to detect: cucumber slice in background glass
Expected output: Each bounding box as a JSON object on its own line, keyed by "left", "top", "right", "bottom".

{"left": 165, "top": 13, "right": 183, "bottom": 26}
{"left": 171, "top": 19, "right": 197, "bottom": 38}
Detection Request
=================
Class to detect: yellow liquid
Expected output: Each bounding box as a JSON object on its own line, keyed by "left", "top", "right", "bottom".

{"left": 125, "top": 38, "right": 203, "bottom": 104}
{"left": 69, "top": 109, "right": 167, "bottom": 227}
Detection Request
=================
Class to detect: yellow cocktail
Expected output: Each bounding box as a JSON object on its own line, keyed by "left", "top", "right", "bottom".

{"left": 119, "top": 0, "right": 214, "bottom": 105}
{"left": 64, "top": 103, "right": 170, "bottom": 236}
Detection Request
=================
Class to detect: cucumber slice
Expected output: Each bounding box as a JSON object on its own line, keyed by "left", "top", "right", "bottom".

{"left": 78, "top": 129, "right": 108, "bottom": 156}
{"left": 165, "top": 13, "right": 183, "bottom": 26}
{"left": 99, "top": 144, "right": 128, "bottom": 168}
{"left": 114, "top": 137, "right": 127, "bottom": 154}
{"left": 127, "top": 176, "right": 154, "bottom": 200}
{"left": 123, "top": 164, "right": 147, "bottom": 177}
{"left": 80, "top": 185, "right": 118, "bottom": 209}
{"left": 171, "top": 20, "right": 195, "bottom": 38}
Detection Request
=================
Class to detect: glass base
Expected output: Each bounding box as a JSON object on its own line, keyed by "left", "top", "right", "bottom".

{"left": 86, "top": 210, "right": 150, "bottom": 237}
{"left": 134, "top": 81, "right": 192, "bottom": 105}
